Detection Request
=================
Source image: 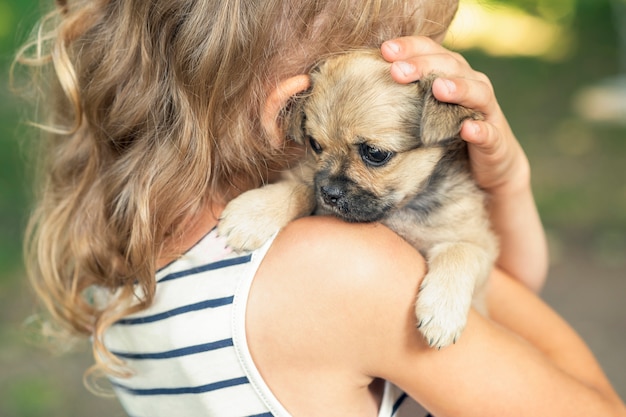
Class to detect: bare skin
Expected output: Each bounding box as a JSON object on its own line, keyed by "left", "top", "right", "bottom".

{"left": 245, "top": 216, "right": 625, "bottom": 417}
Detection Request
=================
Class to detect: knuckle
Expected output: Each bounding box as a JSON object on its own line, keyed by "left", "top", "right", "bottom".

{"left": 418, "top": 35, "right": 437, "bottom": 47}
{"left": 450, "top": 51, "right": 467, "bottom": 64}
{"left": 475, "top": 71, "right": 494, "bottom": 91}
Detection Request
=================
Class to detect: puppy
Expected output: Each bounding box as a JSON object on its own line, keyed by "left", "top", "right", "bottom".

{"left": 218, "top": 50, "right": 498, "bottom": 348}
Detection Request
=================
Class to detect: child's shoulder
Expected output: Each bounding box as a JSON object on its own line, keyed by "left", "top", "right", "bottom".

{"left": 251, "top": 215, "right": 426, "bottom": 334}
{"left": 270, "top": 215, "right": 425, "bottom": 282}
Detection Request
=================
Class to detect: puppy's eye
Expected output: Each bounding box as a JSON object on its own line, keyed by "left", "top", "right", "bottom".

{"left": 308, "top": 136, "right": 323, "bottom": 154}
{"left": 359, "top": 144, "right": 394, "bottom": 167}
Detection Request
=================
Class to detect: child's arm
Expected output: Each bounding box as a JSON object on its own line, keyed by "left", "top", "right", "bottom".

{"left": 381, "top": 36, "right": 548, "bottom": 291}
{"left": 439, "top": 76, "right": 548, "bottom": 292}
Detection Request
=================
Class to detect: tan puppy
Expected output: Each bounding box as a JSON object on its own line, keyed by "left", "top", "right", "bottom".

{"left": 218, "top": 50, "right": 498, "bottom": 348}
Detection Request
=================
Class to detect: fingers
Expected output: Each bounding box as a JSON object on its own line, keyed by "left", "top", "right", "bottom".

{"left": 382, "top": 36, "right": 496, "bottom": 114}
{"left": 381, "top": 36, "right": 444, "bottom": 62}
{"left": 431, "top": 76, "right": 497, "bottom": 116}
{"left": 388, "top": 53, "right": 470, "bottom": 84}
{"left": 460, "top": 119, "right": 494, "bottom": 148}
{"left": 382, "top": 36, "right": 470, "bottom": 83}
{"left": 461, "top": 118, "right": 531, "bottom": 194}
{"left": 382, "top": 37, "right": 507, "bottom": 148}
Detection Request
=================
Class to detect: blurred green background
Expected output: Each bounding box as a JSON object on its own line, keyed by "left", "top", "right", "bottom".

{"left": 1, "top": 0, "right": 624, "bottom": 415}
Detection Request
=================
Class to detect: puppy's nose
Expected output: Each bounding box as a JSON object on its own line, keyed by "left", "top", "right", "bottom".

{"left": 321, "top": 185, "right": 344, "bottom": 206}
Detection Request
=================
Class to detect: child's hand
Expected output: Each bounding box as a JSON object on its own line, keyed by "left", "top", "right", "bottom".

{"left": 381, "top": 36, "right": 530, "bottom": 197}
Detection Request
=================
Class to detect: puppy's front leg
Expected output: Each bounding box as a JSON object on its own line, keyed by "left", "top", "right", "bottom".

{"left": 415, "top": 241, "right": 491, "bottom": 349}
{"left": 218, "top": 170, "right": 316, "bottom": 251}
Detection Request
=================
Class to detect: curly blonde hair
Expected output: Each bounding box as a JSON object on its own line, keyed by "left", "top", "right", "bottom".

{"left": 14, "top": 0, "right": 459, "bottom": 376}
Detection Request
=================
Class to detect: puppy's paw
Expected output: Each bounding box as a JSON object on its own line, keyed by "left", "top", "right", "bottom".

{"left": 414, "top": 277, "right": 472, "bottom": 349}
{"left": 218, "top": 188, "right": 288, "bottom": 251}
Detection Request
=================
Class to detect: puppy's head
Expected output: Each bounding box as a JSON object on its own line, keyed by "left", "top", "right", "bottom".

{"left": 286, "top": 50, "right": 481, "bottom": 222}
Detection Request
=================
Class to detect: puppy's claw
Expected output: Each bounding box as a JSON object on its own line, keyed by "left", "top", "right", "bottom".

{"left": 416, "top": 316, "right": 433, "bottom": 330}
{"left": 416, "top": 308, "right": 467, "bottom": 349}
{"left": 417, "top": 315, "right": 466, "bottom": 349}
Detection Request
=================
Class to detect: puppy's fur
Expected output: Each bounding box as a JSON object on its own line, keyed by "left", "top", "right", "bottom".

{"left": 218, "top": 50, "right": 498, "bottom": 348}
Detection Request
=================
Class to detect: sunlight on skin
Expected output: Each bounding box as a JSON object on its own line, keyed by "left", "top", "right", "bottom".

{"left": 445, "top": 0, "right": 575, "bottom": 62}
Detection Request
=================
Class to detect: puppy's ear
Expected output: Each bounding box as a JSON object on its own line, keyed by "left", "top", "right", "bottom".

{"left": 417, "top": 74, "right": 483, "bottom": 146}
{"left": 284, "top": 62, "right": 324, "bottom": 144}
{"left": 283, "top": 89, "right": 310, "bottom": 145}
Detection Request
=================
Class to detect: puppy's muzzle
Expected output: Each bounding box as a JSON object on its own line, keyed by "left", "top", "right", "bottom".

{"left": 321, "top": 184, "right": 345, "bottom": 207}
{"left": 317, "top": 180, "right": 389, "bottom": 223}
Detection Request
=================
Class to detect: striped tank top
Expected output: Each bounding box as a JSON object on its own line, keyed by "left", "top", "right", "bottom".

{"left": 103, "top": 227, "right": 431, "bottom": 417}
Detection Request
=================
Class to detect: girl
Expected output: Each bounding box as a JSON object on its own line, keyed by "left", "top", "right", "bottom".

{"left": 15, "top": 0, "right": 625, "bottom": 416}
